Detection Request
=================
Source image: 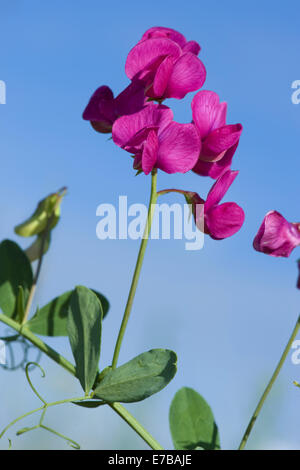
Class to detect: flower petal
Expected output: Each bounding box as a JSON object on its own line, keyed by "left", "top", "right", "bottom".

{"left": 112, "top": 103, "right": 173, "bottom": 149}
{"left": 193, "top": 142, "right": 239, "bottom": 179}
{"left": 201, "top": 124, "right": 243, "bottom": 161}
{"left": 253, "top": 211, "right": 300, "bottom": 257}
{"left": 114, "top": 80, "right": 146, "bottom": 116}
{"left": 205, "top": 202, "right": 245, "bottom": 239}
{"left": 157, "top": 122, "right": 201, "bottom": 173}
{"left": 140, "top": 27, "right": 187, "bottom": 48}
{"left": 205, "top": 170, "right": 239, "bottom": 211}
{"left": 142, "top": 129, "right": 158, "bottom": 175}
{"left": 82, "top": 86, "right": 114, "bottom": 121}
{"left": 152, "top": 56, "right": 174, "bottom": 98}
{"left": 164, "top": 52, "right": 206, "bottom": 99}
{"left": 182, "top": 40, "right": 201, "bottom": 55}
{"left": 125, "top": 37, "right": 181, "bottom": 80}
{"left": 191, "top": 90, "right": 227, "bottom": 139}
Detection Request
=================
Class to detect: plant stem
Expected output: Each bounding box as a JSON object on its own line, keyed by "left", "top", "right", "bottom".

{"left": 238, "top": 314, "right": 300, "bottom": 450}
{"left": 0, "top": 313, "right": 76, "bottom": 376}
{"left": 109, "top": 402, "right": 163, "bottom": 450}
{"left": 0, "top": 313, "right": 164, "bottom": 450}
{"left": 111, "top": 170, "right": 158, "bottom": 369}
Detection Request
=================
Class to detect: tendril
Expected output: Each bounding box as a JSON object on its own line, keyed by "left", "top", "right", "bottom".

{"left": 25, "top": 362, "right": 47, "bottom": 405}
{"left": 0, "top": 362, "right": 87, "bottom": 449}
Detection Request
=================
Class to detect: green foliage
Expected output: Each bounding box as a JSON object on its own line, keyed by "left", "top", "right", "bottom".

{"left": 94, "top": 349, "right": 177, "bottom": 403}
{"left": 0, "top": 240, "right": 33, "bottom": 319}
{"left": 72, "top": 400, "right": 105, "bottom": 408}
{"left": 169, "top": 387, "right": 220, "bottom": 450}
{"left": 67, "top": 286, "right": 103, "bottom": 394}
{"left": 27, "top": 289, "right": 109, "bottom": 336}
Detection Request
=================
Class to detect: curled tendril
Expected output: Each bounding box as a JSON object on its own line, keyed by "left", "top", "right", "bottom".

{"left": 25, "top": 362, "right": 47, "bottom": 405}
{"left": 0, "top": 362, "right": 83, "bottom": 449}
{"left": 0, "top": 332, "right": 42, "bottom": 372}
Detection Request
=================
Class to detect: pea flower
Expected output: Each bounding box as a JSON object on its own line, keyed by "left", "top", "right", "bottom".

{"left": 112, "top": 102, "right": 200, "bottom": 175}
{"left": 191, "top": 90, "right": 243, "bottom": 179}
{"left": 82, "top": 82, "right": 146, "bottom": 133}
{"left": 253, "top": 211, "right": 300, "bottom": 257}
{"left": 125, "top": 27, "right": 206, "bottom": 100}
{"left": 158, "top": 170, "right": 245, "bottom": 239}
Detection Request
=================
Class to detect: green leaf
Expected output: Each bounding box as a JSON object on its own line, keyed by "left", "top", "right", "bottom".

{"left": 72, "top": 400, "right": 105, "bottom": 408}
{"left": 169, "top": 387, "right": 220, "bottom": 450}
{"left": 16, "top": 286, "right": 25, "bottom": 323}
{"left": 94, "top": 349, "right": 177, "bottom": 403}
{"left": 0, "top": 240, "right": 33, "bottom": 319}
{"left": 67, "top": 286, "right": 102, "bottom": 394}
{"left": 27, "top": 289, "right": 109, "bottom": 336}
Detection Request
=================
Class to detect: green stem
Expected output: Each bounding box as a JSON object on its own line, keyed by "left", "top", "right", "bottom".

{"left": 111, "top": 170, "right": 158, "bottom": 369}
{"left": 238, "top": 314, "right": 300, "bottom": 450}
{"left": 0, "top": 313, "right": 76, "bottom": 376}
{"left": 109, "top": 403, "right": 163, "bottom": 450}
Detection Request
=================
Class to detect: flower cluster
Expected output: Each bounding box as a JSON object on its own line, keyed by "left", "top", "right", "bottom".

{"left": 83, "top": 26, "right": 245, "bottom": 240}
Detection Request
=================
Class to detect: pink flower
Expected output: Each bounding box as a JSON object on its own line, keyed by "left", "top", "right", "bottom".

{"left": 191, "top": 90, "right": 243, "bottom": 179}
{"left": 253, "top": 211, "right": 300, "bottom": 257}
{"left": 112, "top": 102, "right": 201, "bottom": 175}
{"left": 82, "top": 82, "right": 146, "bottom": 133}
{"left": 158, "top": 170, "right": 245, "bottom": 240}
{"left": 125, "top": 27, "right": 206, "bottom": 100}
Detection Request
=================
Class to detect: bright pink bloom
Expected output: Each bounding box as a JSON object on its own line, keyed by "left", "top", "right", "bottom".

{"left": 158, "top": 170, "right": 245, "bottom": 240}
{"left": 82, "top": 82, "right": 146, "bottom": 133}
{"left": 125, "top": 27, "right": 206, "bottom": 100}
{"left": 253, "top": 211, "right": 300, "bottom": 257}
{"left": 112, "top": 103, "right": 200, "bottom": 175}
{"left": 191, "top": 90, "right": 242, "bottom": 178}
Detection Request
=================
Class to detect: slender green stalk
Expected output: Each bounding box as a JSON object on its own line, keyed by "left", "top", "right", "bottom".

{"left": 109, "top": 403, "right": 163, "bottom": 450}
{"left": 0, "top": 313, "right": 76, "bottom": 376}
{"left": 111, "top": 170, "right": 158, "bottom": 369}
{"left": 238, "top": 314, "right": 300, "bottom": 450}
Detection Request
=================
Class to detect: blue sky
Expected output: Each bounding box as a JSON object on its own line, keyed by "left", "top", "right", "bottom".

{"left": 0, "top": 0, "right": 300, "bottom": 450}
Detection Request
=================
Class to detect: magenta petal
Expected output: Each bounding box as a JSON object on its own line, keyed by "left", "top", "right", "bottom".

{"left": 182, "top": 40, "right": 201, "bottom": 55}
{"left": 112, "top": 103, "right": 173, "bottom": 149}
{"left": 191, "top": 90, "right": 227, "bottom": 139}
{"left": 193, "top": 142, "right": 239, "bottom": 180}
{"left": 142, "top": 129, "right": 158, "bottom": 175}
{"left": 125, "top": 38, "right": 181, "bottom": 80}
{"left": 201, "top": 124, "right": 243, "bottom": 161}
{"left": 253, "top": 211, "right": 300, "bottom": 257}
{"left": 157, "top": 122, "right": 201, "bottom": 173}
{"left": 205, "top": 202, "right": 245, "bottom": 239}
{"left": 164, "top": 53, "right": 206, "bottom": 99}
{"left": 114, "top": 80, "right": 146, "bottom": 116}
{"left": 82, "top": 86, "right": 114, "bottom": 121}
{"left": 153, "top": 56, "right": 174, "bottom": 97}
{"left": 140, "top": 27, "right": 187, "bottom": 48}
{"left": 205, "top": 170, "right": 238, "bottom": 211}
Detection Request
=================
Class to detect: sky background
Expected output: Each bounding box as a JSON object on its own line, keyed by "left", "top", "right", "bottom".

{"left": 0, "top": 0, "right": 300, "bottom": 450}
